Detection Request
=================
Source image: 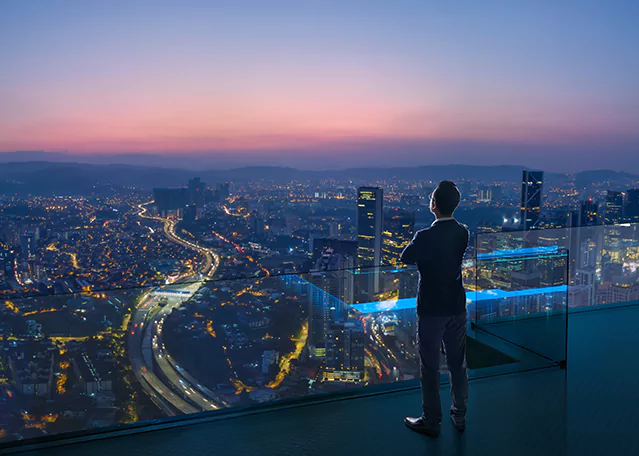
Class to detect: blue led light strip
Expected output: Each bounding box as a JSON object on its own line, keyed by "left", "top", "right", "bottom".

{"left": 350, "top": 285, "right": 567, "bottom": 314}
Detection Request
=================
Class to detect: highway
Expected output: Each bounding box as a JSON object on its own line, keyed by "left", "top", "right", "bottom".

{"left": 129, "top": 202, "right": 224, "bottom": 414}
{"left": 128, "top": 290, "right": 198, "bottom": 415}
{"left": 139, "top": 200, "right": 220, "bottom": 279}
{"left": 151, "top": 309, "right": 224, "bottom": 411}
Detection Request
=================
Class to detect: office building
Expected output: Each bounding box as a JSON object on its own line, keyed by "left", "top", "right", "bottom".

{"left": 308, "top": 251, "right": 354, "bottom": 358}
{"left": 218, "top": 182, "right": 230, "bottom": 200}
{"left": 520, "top": 170, "right": 544, "bottom": 231}
{"left": 183, "top": 204, "right": 197, "bottom": 223}
{"left": 324, "top": 321, "right": 365, "bottom": 383}
{"left": 382, "top": 210, "right": 414, "bottom": 267}
{"left": 604, "top": 191, "right": 624, "bottom": 225}
{"left": 20, "top": 231, "right": 36, "bottom": 258}
{"left": 626, "top": 188, "right": 639, "bottom": 222}
{"left": 580, "top": 199, "right": 599, "bottom": 226}
{"left": 152, "top": 188, "right": 189, "bottom": 217}
{"left": 188, "top": 177, "right": 206, "bottom": 207}
{"left": 477, "top": 187, "right": 492, "bottom": 203}
{"left": 357, "top": 187, "right": 383, "bottom": 295}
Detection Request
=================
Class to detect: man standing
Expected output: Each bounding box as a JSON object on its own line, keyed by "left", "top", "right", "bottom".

{"left": 400, "top": 180, "right": 469, "bottom": 437}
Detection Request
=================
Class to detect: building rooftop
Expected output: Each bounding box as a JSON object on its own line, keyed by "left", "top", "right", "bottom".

{"left": 4, "top": 303, "right": 638, "bottom": 456}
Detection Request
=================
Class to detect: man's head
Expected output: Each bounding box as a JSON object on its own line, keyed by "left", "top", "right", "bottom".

{"left": 430, "top": 180, "right": 461, "bottom": 218}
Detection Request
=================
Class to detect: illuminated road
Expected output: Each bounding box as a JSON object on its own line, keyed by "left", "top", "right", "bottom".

{"left": 151, "top": 309, "right": 224, "bottom": 411}
{"left": 138, "top": 201, "right": 220, "bottom": 279}
{"left": 128, "top": 291, "right": 198, "bottom": 415}
{"left": 363, "top": 317, "right": 397, "bottom": 379}
{"left": 131, "top": 201, "right": 224, "bottom": 413}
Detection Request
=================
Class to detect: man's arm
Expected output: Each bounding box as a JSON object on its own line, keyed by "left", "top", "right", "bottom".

{"left": 400, "top": 230, "right": 426, "bottom": 265}
{"left": 463, "top": 227, "right": 470, "bottom": 254}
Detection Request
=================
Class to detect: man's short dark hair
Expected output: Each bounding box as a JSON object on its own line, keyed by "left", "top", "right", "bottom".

{"left": 433, "top": 180, "right": 461, "bottom": 216}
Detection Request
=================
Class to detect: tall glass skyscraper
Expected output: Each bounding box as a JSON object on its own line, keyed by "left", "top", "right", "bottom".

{"left": 604, "top": 190, "right": 623, "bottom": 225}
{"left": 626, "top": 188, "right": 639, "bottom": 222}
{"left": 382, "top": 210, "right": 415, "bottom": 267}
{"left": 580, "top": 199, "right": 599, "bottom": 226}
{"left": 357, "top": 187, "right": 383, "bottom": 295}
{"left": 520, "top": 170, "right": 544, "bottom": 231}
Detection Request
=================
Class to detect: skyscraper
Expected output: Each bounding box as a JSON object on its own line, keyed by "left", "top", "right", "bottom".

{"left": 626, "top": 188, "right": 639, "bottom": 222}
{"left": 580, "top": 199, "right": 599, "bottom": 226}
{"left": 20, "top": 232, "right": 36, "bottom": 258}
{"left": 324, "top": 321, "right": 365, "bottom": 383}
{"left": 218, "top": 182, "right": 230, "bottom": 200}
{"left": 520, "top": 170, "right": 544, "bottom": 231}
{"left": 604, "top": 191, "right": 624, "bottom": 225}
{"left": 183, "top": 204, "right": 197, "bottom": 223}
{"left": 152, "top": 188, "right": 189, "bottom": 217}
{"left": 357, "top": 187, "right": 383, "bottom": 295}
{"left": 382, "top": 210, "right": 414, "bottom": 266}
{"left": 188, "top": 177, "right": 206, "bottom": 207}
{"left": 308, "top": 251, "right": 354, "bottom": 358}
{"left": 0, "top": 246, "right": 10, "bottom": 281}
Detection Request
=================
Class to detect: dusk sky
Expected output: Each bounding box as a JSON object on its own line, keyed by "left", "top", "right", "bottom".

{"left": 1, "top": 1, "right": 638, "bottom": 171}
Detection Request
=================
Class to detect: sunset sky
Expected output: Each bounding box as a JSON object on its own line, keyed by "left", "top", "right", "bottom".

{"left": 1, "top": 1, "right": 638, "bottom": 170}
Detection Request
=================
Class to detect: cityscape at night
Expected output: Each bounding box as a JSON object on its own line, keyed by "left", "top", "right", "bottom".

{"left": 1, "top": 1, "right": 639, "bottom": 454}
{"left": 2, "top": 166, "right": 639, "bottom": 442}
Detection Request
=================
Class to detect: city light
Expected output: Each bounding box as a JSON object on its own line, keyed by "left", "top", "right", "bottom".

{"left": 2, "top": 165, "right": 639, "bottom": 444}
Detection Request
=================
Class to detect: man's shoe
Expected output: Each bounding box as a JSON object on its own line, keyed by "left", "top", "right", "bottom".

{"left": 450, "top": 409, "right": 466, "bottom": 433}
{"left": 404, "top": 416, "right": 441, "bottom": 437}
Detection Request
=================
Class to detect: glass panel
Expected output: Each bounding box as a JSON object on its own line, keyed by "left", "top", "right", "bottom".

{"left": 471, "top": 232, "right": 568, "bottom": 367}
{"left": 472, "top": 223, "right": 639, "bottom": 312}
{"left": 6, "top": 222, "right": 639, "bottom": 444}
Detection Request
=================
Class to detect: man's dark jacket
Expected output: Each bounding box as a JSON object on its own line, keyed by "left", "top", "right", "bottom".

{"left": 400, "top": 219, "right": 469, "bottom": 316}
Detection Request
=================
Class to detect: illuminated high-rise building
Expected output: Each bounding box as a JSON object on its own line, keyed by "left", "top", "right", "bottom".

{"left": 308, "top": 251, "right": 354, "bottom": 358}
{"left": 382, "top": 210, "right": 414, "bottom": 267}
{"left": 520, "top": 170, "right": 544, "bottom": 231}
{"left": 357, "top": 187, "right": 383, "bottom": 294}
{"left": 20, "top": 231, "right": 36, "bottom": 258}
{"left": 604, "top": 191, "right": 624, "bottom": 225}
{"left": 324, "top": 321, "right": 365, "bottom": 383}
{"left": 153, "top": 187, "right": 189, "bottom": 217}
{"left": 580, "top": 199, "right": 599, "bottom": 226}
{"left": 626, "top": 188, "right": 639, "bottom": 222}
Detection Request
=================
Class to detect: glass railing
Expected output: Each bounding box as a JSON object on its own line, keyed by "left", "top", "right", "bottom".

{"left": 0, "top": 263, "right": 562, "bottom": 446}
{"left": 475, "top": 223, "right": 639, "bottom": 312}
{"left": 2, "top": 222, "right": 639, "bottom": 447}
{"left": 469, "top": 243, "right": 568, "bottom": 370}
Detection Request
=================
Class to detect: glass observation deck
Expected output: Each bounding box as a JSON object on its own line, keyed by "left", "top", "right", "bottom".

{"left": 1, "top": 223, "right": 639, "bottom": 453}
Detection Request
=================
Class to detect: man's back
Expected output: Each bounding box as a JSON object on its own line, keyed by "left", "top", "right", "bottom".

{"left": 400, "top": 219, "right": 469, "bottom": 316}
{"left": 402, "top": 180, "right": 470, "bottom": 437}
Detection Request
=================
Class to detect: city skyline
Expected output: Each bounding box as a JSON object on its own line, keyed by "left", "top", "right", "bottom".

{"left": 2, "top": 1, "right": 639, "bottom": 171}
{"left": 2, "top": 166, "right": 639, "bottom": 444}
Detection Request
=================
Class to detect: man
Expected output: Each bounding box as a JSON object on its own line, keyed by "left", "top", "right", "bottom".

{"left": 400, "top": 180, "right": 469, "bottom": 437}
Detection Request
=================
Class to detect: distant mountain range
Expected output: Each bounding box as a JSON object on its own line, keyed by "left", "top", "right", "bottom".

{"left": 0, "top": 155, "right": 637, "bottom": 196}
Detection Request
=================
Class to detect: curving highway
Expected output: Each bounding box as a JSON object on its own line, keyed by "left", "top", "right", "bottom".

{"left": 129, "top": 201, "right": 223, "bottom": 415}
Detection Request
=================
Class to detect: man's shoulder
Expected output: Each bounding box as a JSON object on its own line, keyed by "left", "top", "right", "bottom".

{"left": 415, "top": 227, "right": 434, "bottom": 238}
{"left": 428, "top": 220, "right": 469, "bottom": 239}
{"left": 456, "top": 221, "right": 470, "bottom": 234}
